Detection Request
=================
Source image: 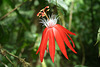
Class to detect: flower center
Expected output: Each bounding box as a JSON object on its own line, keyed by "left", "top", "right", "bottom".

{"left": 37, "top": 6, "right": 57, "bottom": 28}
{"left": 47, "top": 19, "right": 56, "bottom": 28}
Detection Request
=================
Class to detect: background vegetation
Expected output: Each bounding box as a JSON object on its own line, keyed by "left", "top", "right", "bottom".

{"left": 0, "top": 0, "right": 100, "bottom": 67}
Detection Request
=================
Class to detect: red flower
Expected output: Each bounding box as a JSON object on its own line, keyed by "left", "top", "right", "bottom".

{"left": 36, "top": 14, "right": 77, "bottom": 63}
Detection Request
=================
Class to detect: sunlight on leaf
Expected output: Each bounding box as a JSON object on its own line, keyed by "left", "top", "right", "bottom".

{"left": 47, "top": 0, "right": 68, "bottom": 11}
{"left": 42, "top": 59, "right": 47, "bottom": 67}
{"left": 95, "top": 27, "right": 100, "bottom": 45}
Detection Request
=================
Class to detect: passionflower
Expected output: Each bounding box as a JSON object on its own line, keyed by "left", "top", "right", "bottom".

{"left": 36, "top": 6, "right": 77, "bottom": 63}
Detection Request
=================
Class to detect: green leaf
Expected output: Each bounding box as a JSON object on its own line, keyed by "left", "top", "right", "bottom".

{"left": 47, "top": 0, "right": 68, "bottom": 11}
{"left": 95, "top": 27, "right": 100, "bottom": 45}
{"left": 97, "top": 28, "right": 100, "bottom": 41}
{"left": 99, "top": 43, "right": 100, "bottom": 57}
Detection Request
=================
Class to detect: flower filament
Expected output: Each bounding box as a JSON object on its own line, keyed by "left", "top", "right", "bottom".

{"left": 37, "top": 6, "right": 57, "bottom": 28}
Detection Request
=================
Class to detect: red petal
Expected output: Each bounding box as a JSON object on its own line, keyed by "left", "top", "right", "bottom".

{"left": 48, "top": 28, "right": 55, "bottom": 63}
{"left": 56, "top": 24, "right": 76, "bottom": 35}
{"left": 55, "top": 25, "right": 77, "bottom": 54}
{"left": 40, "top": 29, "right": 49, "bottom": 62}
{"left": 66, "top": 33, "right": 75, "bottom": 48}
{"left": 53, "top": 28, "right": 68, "bottom": 59}
{"left": 36, "top": 28, "right": 48, "bottom": 54}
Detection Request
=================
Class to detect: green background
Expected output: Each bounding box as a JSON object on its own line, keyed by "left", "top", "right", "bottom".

{"left": 0, "top": 0, "right": 100, "bottom": 67}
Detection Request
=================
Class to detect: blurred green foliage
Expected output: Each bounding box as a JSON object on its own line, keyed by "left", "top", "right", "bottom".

{"left": 0, "top": 0, "right": 100, "bottom": 67}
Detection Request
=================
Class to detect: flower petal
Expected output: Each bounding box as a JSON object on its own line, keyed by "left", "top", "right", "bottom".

{"left": 36, "top": 28, "right": 48, "bottom": 54}
{"left": 48, "top": 28, "right": 55, "bottom": 63}
{"left": 66, "top": 33, "right": 75, "bottom": 48}
{"left": 53, "top": 28, "right": 68, "bottom": 59}
{"left": 55, "top": 26, "right": 77, "bottom": 54}
{"left": 56, "top": 24, "right": 76, "bottom": 35}
{"left": 40, "top": 28, "right": 49, "bottom": 62}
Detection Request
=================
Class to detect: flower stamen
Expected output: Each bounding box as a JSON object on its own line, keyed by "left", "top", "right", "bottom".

{"left": 37, "top": 6, "right": 50, "bottom": 20}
